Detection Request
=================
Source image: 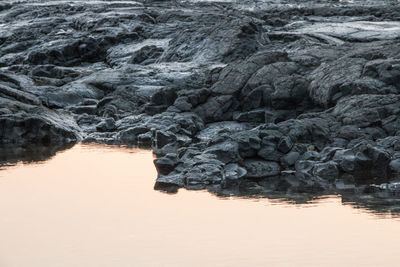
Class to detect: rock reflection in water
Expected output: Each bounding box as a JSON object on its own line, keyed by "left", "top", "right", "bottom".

{"left": 1, "top": 143, "right": 400, "bottom": 218}
{"left": 156, "top": 168, "right": 400, "bottom": 218}
{"left": 0, "top": 143, "right": 74, "bottom": 167}
{"left": 0, "top": 144, "right": 400, "bottom": 267}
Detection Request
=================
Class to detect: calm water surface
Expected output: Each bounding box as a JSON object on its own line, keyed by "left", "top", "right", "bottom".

{"left": 0, "top": 144, "right": 399, "bottom": 267}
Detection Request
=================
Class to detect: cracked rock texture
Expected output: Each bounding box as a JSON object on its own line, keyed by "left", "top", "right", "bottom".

{"left": 2, "top": 0, "right": 400, "bottom": 214}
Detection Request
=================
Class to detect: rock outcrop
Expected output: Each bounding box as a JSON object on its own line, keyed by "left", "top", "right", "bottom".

{"left": 2, "top": 0, "right": 400, "bottom": 212}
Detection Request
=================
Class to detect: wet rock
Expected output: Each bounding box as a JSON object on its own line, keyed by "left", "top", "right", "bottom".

{"left": 138, "top": 132, "right": 153, "bottom": 147}
{"left": 389, "top": 159, "right": 400, "bottom": 174}
{"left": 365, "top": 145, "right": 391, "bottom": 179}
{"left": 277, "top": 136, "right": 293, "bottom": 154}
{"left": 223, "top": 163, "right": 247, "bottom": 187}
{"left": 3, "top": 0, "right": 400, "bottom": 211}
{"left": 96, "top": 118, "right": 116, "bottom": 132}
{"left": 155, "top": 173, "right": 185, "bottom": 188}
{"left": 116, "top": 126, "right": 149, "bottom": 144}
{"left": 154, "top": 153, "right": 179, "bottom": 175}
{"left": 185, "top": 163, "right": 224, "bottom": 185}
{"left": 258, "top": 142, "right": 283, "bottom": 162}
{"left": 0, "top": 108, "right": 80, "bottom": 145}
{"left": 232, "top": 130, "right": 261, "bottom": 158}
{"left": 242, "top": 159, "right": 280, "bottom": 178}
{"left": 281, "top": 151, "right": 300, "bottom": 167}
{"left": 295, "top": 160, "right": 315, "bottom": 180}
{"left": 154, "top": 130, "right": 177, "bottom": 148}
{"left": 205, "top": 141, "right": 241, "bottom": 164}
{"left": 313, "top": 162, "right": 339, "bottom": 181}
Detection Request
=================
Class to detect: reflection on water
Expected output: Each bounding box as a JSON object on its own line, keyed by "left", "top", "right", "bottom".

{"left": 0, "top": 144, "right": 399, "bottom": 267}
{"left": 0, "top": 143, "right": 74, "bottom": 168}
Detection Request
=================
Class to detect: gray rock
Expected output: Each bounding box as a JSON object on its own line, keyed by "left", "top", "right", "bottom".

{"left": 258, "top": 142, "right": 283, "bottom": 162}
{"left": 156, "top": 173, "right": 185, "bottom": 187}
{"left": 242, "top": 159, "right": 281, "bottom": 178}
{"left": 277, "top": 136, "right": 293, "bottom": 153}
{"left": 223, "top": 163, "right": 248, "bottom": 186}
{"left": 389, "top": 159, "right": 400, "bottom": 174}
{"left": 281, "top": 151, "right": 300, "bottom": 167}
{"left": 154, "top": 130, "right": 177, "bottom": 148}
{"left": 129, "top": 45, "right": 164, "bottom": 65}
{"left": 137, "top": 132, "right": 153, "bottom": 147}
{"left": 96, "top": 118, "right": 116, "bottom": 132}
{"left": 313, "top": 162, "right": 339, "bottom": 181}
{"left": 117, "top": 126, "right": 149, "bottom": 144}
{"left": 154, "top": 153, "right": 179, "bottom": 175}
{"left": 233, "top": 109, "right": 266, "bottom": 123}
{"left": 205, "top": 141, "right": 241, "bottom": 164}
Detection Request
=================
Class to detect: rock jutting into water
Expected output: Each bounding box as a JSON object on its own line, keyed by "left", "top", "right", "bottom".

{"left": 1, "top": 0, "right": 400, "bottom": 208}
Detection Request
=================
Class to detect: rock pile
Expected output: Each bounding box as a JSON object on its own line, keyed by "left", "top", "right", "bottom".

{"left": 1, "top": 0, "right": 400, "bottom": 209}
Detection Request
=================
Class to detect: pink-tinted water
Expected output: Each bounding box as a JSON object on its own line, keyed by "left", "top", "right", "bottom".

{"left": 0, "top": 144, "right": 399, "bottom": 267}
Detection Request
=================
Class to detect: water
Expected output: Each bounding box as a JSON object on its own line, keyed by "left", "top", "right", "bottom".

{"left": 0, "top": 144, "right": 399, "bottom": 267}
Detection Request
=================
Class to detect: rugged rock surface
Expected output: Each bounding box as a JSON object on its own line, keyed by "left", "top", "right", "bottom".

{"left": 2, "top": 0, "right": 400, "bottom": 214}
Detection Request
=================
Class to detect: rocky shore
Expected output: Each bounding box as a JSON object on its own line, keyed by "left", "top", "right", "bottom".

{"left": 1, "top": 0, "right": 400, "bottom": 213}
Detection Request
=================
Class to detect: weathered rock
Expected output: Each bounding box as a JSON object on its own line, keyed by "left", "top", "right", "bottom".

{"left": 313, "top": 162, "right": 339, "bottom": 181}
{"left": 96, "top": 118, "right": 116, "bottom": 132}
{"left": 154, "top": 130, "right": 177, "bottom": 148}
{"left": 116, "top": 126, "right": 149, "bottom": 144}
{"left": 233, "top": 109, "right": 266, "bottom": 123}
{"left": 154, "top": 153, "right": 179, "bottom": 175}
{"left": 242, "top": 159, "right": 281, "bottom": 178}
{"left": 223, "top": 163, "right": 248, "bottom": 187}
{"left": 277, "top": 136, "right": 293, "bottom": 154}
{"left": 308, "top": 57, "right": 366, "bottom": 107}
{"left": 0, "top": 108, "right": 80, "bottom": 145}
{"left": 205, "top": 141, "right": 241, "bottom": 164}
{"left": 295, "top": 160, "right": 315, "bottom": 180}
{"left": 389, "top": 159, "right": 400, "bottom": 174}
{"left": 2, "top": 0, "right": 400, "bottom": 210}
{"left": 129, "top": 45, "right": 164, "bottom": 65}
{"left": 258, "top": 142, "right": 283, "bottom": 162}
{"left": 281, "top": 151, "right": 300, "bottom": 167}
{"left": 232, "top": 130, "right": 261, "bottom": 158}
